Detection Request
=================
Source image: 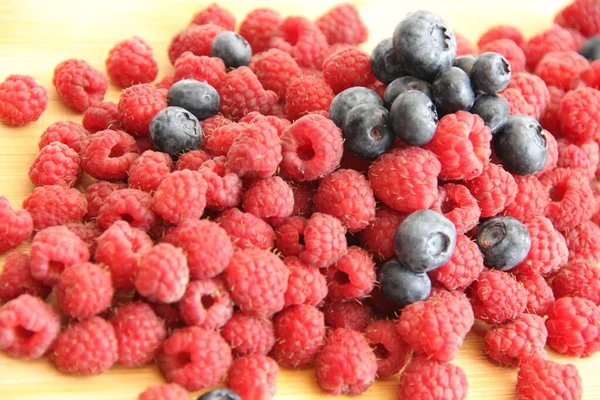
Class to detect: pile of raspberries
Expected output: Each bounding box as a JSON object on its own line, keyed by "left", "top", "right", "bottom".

{"left": 1, "top": 1, "right": 600, "bottom": 399}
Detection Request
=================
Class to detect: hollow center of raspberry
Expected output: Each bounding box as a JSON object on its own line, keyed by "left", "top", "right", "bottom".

{"left": 213, "top": 163, "right": 227, "bottom": 177}
{"left": 109, "top": 144, "right": 126, "bottom": 158}
{"left": 201, "top": 295, "right": 216, "bottom": 310}
{"left": 333, "top": 270, "right": 351, "bottom": 285}
{"left": 427, "top": 233, "right": 450, "bottom": 258}
{"left": 549, "top": 184, "right": 566, "bottom": 202}
{"left": 284, "top": 29, "right": 300, "bottom": 46}
{"left": 120, "top": 214, "right": 134, "bottom": 223}
{"left": 14, "top": 325, "right": 35, "bottom": 341}
{"left": 370, "top": 127, "right": 383, "bottom": 141}
{"left": 297, "top": 143, "right": 315, "bottom": 161}
{"left": 440, "top": 197, "right": 457, "bottom": 214}
{"left": 298, "top": 234, "right": 305, "bottom": 246}
{"left": 48, "top": 260, "right": 65, "bottom": 278}
{"left": 373, "top": 343, "right": 390, "bottom": 360}
{"left": 174, "top": 352, "right": 192, "bottom": 368}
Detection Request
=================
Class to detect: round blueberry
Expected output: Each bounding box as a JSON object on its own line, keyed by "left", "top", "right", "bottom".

{"left": 329, "top": 87, "right": 382, "bottom": 128}
{"left": 342, "top": 103, "right": 395, "bottom": 160}
{"left": 392, "top": 11, "right": 457, "bottom": 81}
{"left": 211, "top": 31, "right": 252, "bottom": 69}
{"left": 470, "top": 52, "right": 512, "bottom": 94}
{"left": 390, "top": 90, "right": 438, "bottom": 146}
{"left": 197, "top": 388, "right": 242, "bottom": 400}
{"left": 475, "top": 216, "right": 531, "bottom": 271}
{"left": 494, "top": 115, "right": 548, "bottom": 175}
{"left": 394, "top": 209, "right": 457, "bottom": 273}
{"left": 370, "top": 38, "right": 404, "bottom": 84}
{"left": 379, "top": 258, "right": 431, "bottom": 308}
{"left": 384, "top": 76, "right": 433, "bottom": 108}
{"left": 167, "top": 79, "right": 220, "bottom": 121}
{"left": 150, "top": 106, "right": 202, "bottom": 158}
{"left": 432, "top": 67, "right": 475, "bottom": 116}
{"left": 453, "top": 54, "right": 478, "bottom": 75}
{"left": 579, "top": 35, "right": 600, "bottom": 61}
{"left": 470, "top": 94, "right": 510, "bottom": 135}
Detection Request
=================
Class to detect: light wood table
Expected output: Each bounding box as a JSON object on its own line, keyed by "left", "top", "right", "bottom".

{"left": 1, "top": 0, "right": 598, "bottom": 399}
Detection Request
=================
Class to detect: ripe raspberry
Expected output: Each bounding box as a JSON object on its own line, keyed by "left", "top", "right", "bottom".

{"left": 559, "top": 87, "right": 600, "bottom": 141}
{"left": 517, "top": 356, "right": 582, "bottom": 400}
{"left": 64, "top": 222, "right": 99, "bottom": 255}
{"left": 53, "top": 59, "right": 108, "bottom": 112}
{"left": 523, "top": 25, "right": 577, "bottom": 70}
{"left": 204, "top": 122, "right": 243, "bottom": 156}
{"left": 564, "top": 221, "right": 600, "bottom": 265}
{"left": 97, "top": 188, "right": 156, "bottom": 231}
{"left": 81, "top": 101, "right": 119, "bottom": 133}
{"left": 218, "top": 67, "right": 276, "bottom": 121}
{"left": 249, "top": 49, "right": 302, "bottom": 100}
{"left": 534, "top": 50, "right": 589, "bottom": 91}
{"left": 323, "top": 299, "right": 372, "bottom": 331}
{"left": 239, "top": 8, "right": 283, "bottom": 53}
{"left": 106, "top": 37, "right": 158, "bottom": 88}
{"left": 513, "top": 271, "right": 555, "bottom": 316}
{"left": 478, "top": 25, "right": 525, "bottom": 49}
{"left": 322, "top": 47, "right": 375, "bottom": 94}
{"left": 225, "top": 124, "right": 281, "bottom": 179}
{"left": 0, "top": 197, "right": 32, "bottom": 254}
{"left": 455, "top": 31, "right": 477, "bottom": 56}
{"left": 221, "top": 311, "right": 275, "bottom": 357}
{"left": 555, "top": 0, "right": 600, "bottom": 38}
{"left": 195, "top": 158, "right": 241, "bottom": 211}
{"left": 364, "top": 320, "right": 411, "bottom": 378}
{"left": 227, "top": 355, "right": 278, "bottom": 399}
{"left": 178, "top": 278, "right": 232, "bottom": 330}
{"left": 0, "top": 253, "right": 50, "bottom": 303}
{"left": 218, "top": 208, "right": 275, "bottom": 250}
{"left": 0, "top": 74, "right": 47, "bottom": 126}
{"left": 81, "top": 129, "right": 139, "bottom": 180}
{"left": 56, "top": 262, "right": 113, "bottom": 319}
{"left": 127, "top": 150, "right": 172, "bottom": 192}
{"left": 138, "top": 384, "right": 187, "bottom": 400}
{"left": 173, "top": 51, "right": 226, "bottom": 89}
{"left": 154, "top": 75, "right": 175, "bottom": 91}
{"left": 118, "top": 84, "right": 167, "bottom": 136}
{"left": 174, "top": 149, "right": 210, "bottom": 171}
{"left": 270, "top": 17, "right": 330, "bottom": 70}
{"left": 153, "top": 170, "right": 207, "bottom": 224}
{"left": 239, "top": 112, "right": 291, "bottom": 137}
{"left": 540, "top": 86, "right": 566, "bottom": 135}
{"left": 505, "top": 72, "right": 551, "bottom": 119}
{"left": 51, "top": 316, "right": 118, "bottom": 375}
{"left": 190, "top": 3, "right": 235, "bottom": 30}
{"left": 465, "top": 163, "right": 517, "bottom": 217}
{"left": 168, "top": 23, "right": 225, "bottom": 64}
{"left": 29, "top": 142, "right": 81, "bottom": 187}
{"left": 539, "top": 129, "right": 559, "bottom": 174}
{"left": 283, "top": 256, "right": 327, "bottom": 307}
{"left": 243, "top": 176, "right": 293, "bottom": 222}
{"left": 501, "top": 88, "right": 536, "bottom": 117}
{"left": 551, "top": 260, "right": 600, "bottom": 305}
{"left": 0, "top": 294, "right": 60, "bottom": 359}
{"left": 470, "top": 269, "right": 528, "bottom": 324}
{"left": 316, "top": 3, "right": 368, "bottom": 45}
{"left": 135, "top": 243, "right": 189, "bottom": 304}
{"left": 284, "top": 75, "right": 334, "bottom": 121}
{"left": 571, "top": 60, "right": 600, "bottom": 90}
{"left": 23, "top": 185, "right": 87, "bottom": 230}
{"left": 431, "top": 183, "right": 481, "bottom": 234}
{"left": 289, "top": 181, "right": 316, "bottom": 217}
{"left": 429, "top": 233, "right": 484, "bottom": 291}
{"left": 546, "top": 296, "right": 600, "bottom": 357}
{"left": 558, "top": 138, "right": 599, "bottom": 179}
{"left": 398, "top": 356, "right": 468, "bottom": 400}
{"left": 84, "top": 180, "right": 127, "bottom": 219}
{"left": 275, "top": 216, "right": 307, "bottom": 257}
{"left": 326, "top": 247, "right": 375, "bottom": 300}
{"left": 360, "top": 206, "right": 405, "bottom": 261}
{"left": 295, "top": 212, "right": 346, "bottom": 268}
{"left": 480, "top": 39, "right": 526, "bottom": 73}
{"left": 39, "top": 121, "right": 89, "bottom": 154}
{"left": 502, "top": 175, "right": 549, "bottom": 222}
{"left": 513, "top": 215, "right": 568, "bottom": 275}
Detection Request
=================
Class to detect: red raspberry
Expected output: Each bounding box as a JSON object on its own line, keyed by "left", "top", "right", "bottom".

{"left": 323, "top": 299, "right": 372, "bottom": 331}
{"left": 225, "top": 248, "right": 288, "bottom": 316}
{"left": 51, "top": 316, "right": 118, "bottom": 375}
{"left": 555, "top": 0, "right": 600, "bottom": 38}
{"left": 517, "top": 356, "right": 582, "bottom": 400}
{"left": 196, "top": 157, "right": 242, "bottom": 211}
{"left": 399, "top": 356, "right": 468, "bottom": 400}
{"left": 369, "top": 147, "right": 441, "bottom": 213}
{"left": 178, "top": 278, "right": 233, "bottom": 329}
{"left": 316, "top": 328, "right": 377, "bottom": 395}
{"left": 81, "top": 129, "right": 139, "bottom": 180}
{"left": 316, "top": 3, "right": 368, "bottom": 45}
{"left": 218, "top": 208, "right": 275, "bottom": 250}
{"left": 455, "top": 31, "right": 477, "bottom": 56}
{"left": 29, "top": 142, "right": 81, "bottom": 187}
{"left": 153, "top": 170, "right": 207, "bottom": 224}
{"left": 270, "top": 17, "right": 330, "bottom": 70}
{"left": 0, "top": 294, "right": 60, "bottom": 359}
{"left": 66, "top": 222, "right": 102, "bottom": 255}
{"left": 221, "top": 311, "right": 275, "bottom": 357}
{"left": 56, "top": 262, "right": 113, "bottom": 319}
{"left": 138, "top": 384, "right": 187, "bottom": 400}
{"left": 128, "top": 150, "right": 172, "bottom": 192}
{"left": 557, "top": 138, "right": 599, "bottom": 180}
{"left": 284, "top": 75, "right": 334, "bottom": 121}
{"left": 225, "top": 124, "right": 281, "bottom": 179}
{"left": 551, "top": 260, "right": 600, "bottom": 305}
{"left": 243, "top": 176, "right": 293, "bottom": 222}
{"left": 283, "top": 256, "right": 327, "bottom": 307}
{"left": 465, "top": 163, "right": 517, "bottom": 218}
{"left": 478, "top": 25, "right": 525, "bottom": 49}
{"left": 480, "top": 39, "right": 526, "bottom": 73}
{"left": 228, "top": 355, "right": 278, "bottom": 400}
{"left": 559, "top": 87, "right": 600, "bottom": 141}
{"left": 190, "top": 3, "right": 235, "bottom": 30}
{"left": 546, "top": 296, "right": 600, "bottom": 357}
{"left": 502, "top": 175, "right": 550, "bottom": 222}
{"left": 501, "top": 88, "right": 536, "bottom": 117}
{"left": 0, "top": 253, "right": 50, "bottom": 303}
{"left": 239, "top": 8, "right": 283, "bottom": 53}
{"left": 359, "top": 206, "right": 405, "bottom": 261}
{"left": 249, "top": 49, "right": 302, "bottom": 100}
{"left": 0, "top": 197, "right": 32, "bottom": 254}
{"left": 322, "top": 47, "right": 375, "bottom": 94}
{"left": 204, "top": 122, "right": 244, "bottom": 156}
{"left": 534, "top": 50, "right": 589, "bottom": 91}
{"left": 174, "top": 149, "right": 210, "bottom": 171}
{"left": 513, "top": 271, "right": 556, "bottom": 316}
{"left": 168, "top": 23, "right": 225, "bottom": 64}
{"left": 38, "top": 121, "right": 89, "bottom": 154}
{"left": 118, "top": 84, "right": 167, "bottom": 136}
{"left": 218, "top": 67, "right": 276, "bottom": 121}
{"left": 564, "top": 220, "right": 600, "bottom": 265}
{"left": 363, "top": 320, "right": 411, "bottom": 377}
{"left": 571, "top": 60, "right": 600, "bottom": 90}
{"left": 239, "top": 112, "right": 291, "bottom": 137}
{"left": 173, "top": 51, "right": 226, "bottom": 89}
{"left": 568, "top": 27, "right": 589, "bottom": 49}
{"left": 513, "top": 215, "right": 568, "bottom": 275}
{"left": 23, "top": 185, "right": 87, "bottom": 230}
{"left": 0, "top": 74, "right": 47, "bottom": 126}
{"left": 398, "top": 295, "right": 474, "bottom": 362}
{"left": 106, "top": 37, "right": 158, "bottom": 88}
{"left": 158, "top": 326, "right": 232, "bottom": 390}
{"left": 505, "top": 72, "right": 551, "bottom": 119}
{"left": 154, "top": 75, "right": 175, "bottom": 91}
{"left": 84, "top": 180, "right": 127, "bottom": 219}
{"left": 431, "top": 183, "right": 481, "bottom": 234}
{"left": 275, "top": 216, "right": 307, "bottom": 257}
{"left": 82, "top": 101, "right": 120, "bottom": 133}
{"left": 135, "top": 243, "right": 189, "bottom": 304}
{"left": 540, "top": 86, "right": 566, "bottom": 135}
{"left": 429, "top": 233, "right": 484, "bottom": 291}
{"left": 470, "top": 269, "right": 528, "bottom": 324}
{"left": 297, "top": 212, "right": 346, "bottom": 268}
{"left": 539, "top": 129, "right": 559, "bottom": 174}
{"left": 523, "top": 25, "right": 577, "bottom": 70}
{"left": 97, "top": 188, "right": 156, "bottom": 231}
{"left": 53, "top": 59, "right": 108, "bottom": 112}
{"left": 326, "top": 246, "right": 375, "bottom": 301}
{"left": 289, "top": 181, "right": 316, "bottom": 217}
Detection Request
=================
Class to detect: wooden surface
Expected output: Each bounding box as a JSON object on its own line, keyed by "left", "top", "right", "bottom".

{"left": 0, "top": 0, "right": 598, "bottom": 399}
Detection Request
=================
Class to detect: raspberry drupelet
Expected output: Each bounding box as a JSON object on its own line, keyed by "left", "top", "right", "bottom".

{"left": 226, "top": 122, "right": 282, "bottom": 179}
{"left": 117, "top": 84, "right": 167, "bottom": 136}
{"left": 465, "top": 163, "right": 518, "bottom": 218}
{"left": 563, "top": 220, "right": 600, "bottom": 264}
{"left": 174, "top": 149, "right": 210, "bottom": 171}
{"left": 56, "top": 262, "right": 114, "bottom": 319}
{"left": 178, "top": 278, "right": 233, "bottom": 330}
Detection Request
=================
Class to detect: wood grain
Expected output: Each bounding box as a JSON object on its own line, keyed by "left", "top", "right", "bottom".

{"left": 1, "top": 0, "right": 598, "bottom": 399}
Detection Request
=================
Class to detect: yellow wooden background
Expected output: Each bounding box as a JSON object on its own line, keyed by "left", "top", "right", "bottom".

{"left": 1, "top": 0, "right": 599, "bottom": 399}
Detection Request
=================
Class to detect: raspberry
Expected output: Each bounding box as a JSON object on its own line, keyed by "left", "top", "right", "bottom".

{"left": 429, "top": 233, "right": 484, "bottom": 291}
{"left": 517, "top": 357, "right": 582, "bottom": 400}
{"left": 39, "top": 121, "right": 89, "bottom": 154}
{"left": 275, "top": 216, "right": 307, "bottom": 257}
{"left": 270, "top": 17, "right": 330, "bottom": 70}
{"left": 540, "top": 86, "right": 566, "bottom": 135}
{"left": 249, "top": 49, "right": 302, "bottom": 100}
{"left": 315, "top": 3, "right": 368, "bottom": 45}
{"left": 551, "top": 260, "right": 600, "bottom": 305}
{"left": 322, "top": 47, "right": 375, "bottom": 94}
{"left": 316, "top": 328, "right": 377, "bottom": 395}
{"left": 0, "top": 74, "right": 47, "bottom": 126}
{"left": 106, "top": 37, "right": 158, "bottom": 88}
{"left": 568, "top": 27, "right": 589, "bottom": 49}
{"left": 225, "top": 123, "right": 281, "bottom": 179}
{"left": 558, "top": 137, "right": 599, "bottom": 179}
{"left": 218, "top": 67, "right": 276, "bottom": 121}
{"left": 555, "top": 0, "right": 600, "bottom": 38}
{"left": 289, "top": 181, "right": 316, "bottom": 217}
{"left": 29, "top": 142, "right": 81, "bottom": 187}
{"left": 0, "top": 197, "right": 32, "bottom": 254}
{"left": 53, "top": 59, "right": 108, "bottom": 112}
{"left": 501, "top": 88, "right": 536, "bottom": 117}
{"left": 398, "top": 356, "right": 468, "bottom": 400}
{"left": 369, "top": 147, "right": 441, "bottom": 213}
{"left": 81, "top": 129, "right": 139, "bottom": 180}
{"left": 283, "top": 256, "right": 327, "bottom": 307}
{"left": 534, "top": 50, "right": 589, "bottom": 91}
{"left": 523, "top": 25, "right": 577, "bottom": 70}
{"left": 158, "top": 326, "right": 231, "bottom": 390}
{"left": 23, "top": 185, "right": 87, "bottom": 230}
{"left": 364, "top": 320, "right": 411, "bottom": 378}
{"left": 455, "top": 31, "right": 477, "bottom": 56}
{"left": 296, "top": 212, "right": 346, "bottom": 268}
{"left": 204, "top": 122, "right": 244, "bottom": 156}
{"left": 118, "top": 84, "right": 167, "bottom": 136}
{"left": 470, "top": 269, "right": 528, "bottom": 324}
{"left": 221, "top": 311, "right": 275, "bottom": 357}
{"left": 397, "top": 295, "right": 474, "bottom": 362}
{"left": 502, "top": 175, "right": 550, "bottom": 222}
{"left": 64, "top": 222, "right": 99, "bottom": 254}
{"left": 225, "top": 248, "right": 288, "bottom": 316}
{"left": 51, "top": 317, "right": 118, "bottom": 375}
{"left": 97, "top": 188, "right": 156, "bottom": 231}
{"left": 196, "top": 157, "right": 242, "bottom": 211}
{"left": 243, "top": 176, "right": 293, "bottom": 222}
{"left": 546, "top": 296, "right": 600, "bottom": 357}
{"left": 359, "top": 206, "right": 405, "bottom": 261}
{"left": 464, "top": 163, "right": 517, "bottom": 218}
{"left": 82, "top": 101, "right": 120, "bottom": 133}
{"left": 56, "top": 262, "right": 113, "bottom": 319}
{"left": 190, "top": 3, "right": 235, "bottom": 30}
{"left": 218, "top": 208, "right": 275, "bottom": 250}
{"left": 478, "top": 25, "right": 525, "bottom": 49}
{"left": 505, "top": 72, "right": 551, "bottom": 119}
{"left": 0, "top": 253, "right": 50, "bottom": 303}
{"left": 539, "top": 129, "right": 559, "bottom": 174}
{"left": 228, "top": 357, "right": 279, "bottom": 400}
{"left": 284, "top": 75, "right": 334, "bottom": 121}
{"left": 174, "top": 149, "right": 210, "bottom": 171}
{"left": 135, "top": 243, "right": 189, "bottom": 304}
{"left": 513, "top": 215, "right": 568, "bottom": 275}
{"left": 431, "top": 183, "right": 481, "bottom": 234}
{"left": 559, "top": 87, "right": 600, "bottom": 141}
{"left": 323, "top": 299, "right": 372, "bottom": 331}
{"left": 480, "top": 39, "right": 526, "bottom": 73}
{"left": 239, "top": 112, "right": 291, "bottom": 137}
{"left": 564, "top": 220, "right": 600, "bottom": 265}
{"left": 127, "top": 150, "right": 172, "bottom": 192}
{"left": 138, "top": 384, "right": 187, "bottom": 400}
{"left": 84, "top": 180, "right": 127, "bottom": 219}
{"left": 177, "top": 278, "right": 232, "bottom": 330}
{"left": 571, "top": 60, "right": 600, "bottom": 90}
{"left": 514, "top": 271, "right": 555, "bottom": 316}
{"left": 153, "top": 170, "right": 207, "bottom": 224}
{"left": 326, "top": 246, "right": 375, "bottom": 300}
{"left": 239, "top": 8, "right": 283, "bottom": 54}
{"left": 173, "top": 51, "right": 226, "bottom": 89}
{"left": 168, "top": 23, "right": 225, "bottom": 64}
{"left": 0, "top": 295, "right": 60, "bottom": 359}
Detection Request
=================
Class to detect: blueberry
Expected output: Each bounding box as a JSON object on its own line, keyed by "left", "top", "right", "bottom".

{"left": 453, "top": 54, "right": 478, "bottom": 75}
{"left": 384, "top": 76, "right": 433, "bottom": 108}
{"left": 197, "top": 388, "right": 242, "bottom": 400}
{"left": 579, "top": 35, "right": 600, "bottom": 61}
{"left": 390, "top": 90, "right": 438, "bottom": 146}
{"left": 494, "top": 115, "right": 548, "bottom": 175}
{"left": 470, "top": 94, "right": 510, "bottom": 135}
{"left": 211, "top": 31, "right": 252, "bottom": 68}
{"left": 392, "top": 11, "right": 457, "bottom": 81}
{"left": 394, "top": 209, "right": 457, "bottom": 273}
{"left": 470, "top": 52, "right": 511, "bottom": 94}
{"left": 379, "top": 258, "right": 431, "bottom": 308}
{"left": 329, "top": 87, "right": 383, "bottom": 128}
{"left": 342, "top": 103, "right": 395, "bottom": 160}
{"left": 432, "top": 66, "right": 475, "bottom": 115}
{"left": 167, "top": 79, "right": 220, "bottom": 121}
{"left": 370, "top": 38, "right": 404, "bottom": 84}
{"left": 149, "top": 106, "right": 202, "bottom": 158}
{"left": 475, "top": 216, "right": 531, "bottom": 271}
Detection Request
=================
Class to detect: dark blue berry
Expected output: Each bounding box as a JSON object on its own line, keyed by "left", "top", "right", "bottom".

{"left": 475, "top": 216, "right": 531, "bottom": 271}
{"left": 167, "top": 79, "right": 220, "bottom": 121}
{"left": 390, "top": 90, "right": 438, "bottom": 146}
{"left": 453, "top": 54, "right": 477, "bottom": 75}
{"left": 379, "top": 258, "right": 431, "bottom": 308}
{"left": 470, "top": 52, "right": 511, "bottom": 94}
{"left": 149, "top": 106, "right": 202, "bottom": 158}
{"left": 342, "top": 103, "right": 395, "bottom": 160}
{"left": 579, "top": 35, "right": 600, "bottom": 61}
{"left": 197, "top": 388, "right": 242, "bottom": 400}
{"left": 493, "top": 115, "right": 548, "bottom": 175}
{"left": 394, "top": 209, "right": 456, "bottom": 273}
{"left": 470, "top": 94, "right": 510, "bottom": 135}
{"left": 384, "top": 76, "right": 433, "bottom": 108}
{"left": 392, "top": 11, "right": 457, "bottom": 81}
{"left": 329, "top": 87, "right": 382, "bottom": 128}
{"left": 211, "top": 31, "right": 252, "bottom": 69}
{"left": 370, "top": 38, "right": 404, "bottom": 84}
{"left": 432, "top": 66, "right": 475, "bottom": 115}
